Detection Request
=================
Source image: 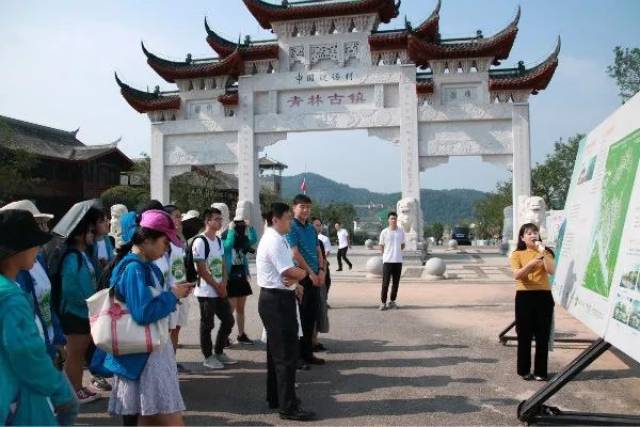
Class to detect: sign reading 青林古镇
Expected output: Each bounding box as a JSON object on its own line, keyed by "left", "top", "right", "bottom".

{"left": 553, "top": 92, "right": 640, "bottom": 363}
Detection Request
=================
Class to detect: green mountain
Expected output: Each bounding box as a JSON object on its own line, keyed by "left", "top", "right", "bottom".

{"left": 281, "top": 173, "right": 487, "bottom": 225}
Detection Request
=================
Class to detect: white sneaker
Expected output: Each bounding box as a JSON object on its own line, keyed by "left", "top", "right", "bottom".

{"left": 379, "top": 303, "right": 387, "bottom": 311}
{"left": 388, "top": 301, "right": 398, "bottom": 309}
{"left": 203, "top": 355, "right": 224, "bottom": 370}
{"left": 76, "top": 388, "right": 98, "bottom": 404}
{"left": 216, "top": 352, "right": 238, "bottom": 365}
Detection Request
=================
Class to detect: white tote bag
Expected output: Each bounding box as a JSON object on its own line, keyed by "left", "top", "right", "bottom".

{"left": 87, "top": 287, "right": 169, "bottom": 356}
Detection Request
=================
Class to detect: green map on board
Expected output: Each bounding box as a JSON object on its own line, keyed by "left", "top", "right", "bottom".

{"left": 583, "top": 129, "right": 640, "bottom": 297}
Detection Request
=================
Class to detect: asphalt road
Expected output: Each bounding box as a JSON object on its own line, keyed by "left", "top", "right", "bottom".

{"left": 77, "top": 249, "right": 640, "bottom": 426}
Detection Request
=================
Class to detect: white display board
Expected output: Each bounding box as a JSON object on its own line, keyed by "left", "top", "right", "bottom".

{"left": 553, "top": 92, "right": 640, "bottom": 362}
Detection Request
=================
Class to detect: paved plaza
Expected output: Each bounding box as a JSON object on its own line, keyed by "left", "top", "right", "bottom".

{"left": 77, "top": 248, "right": 640, "bottom": 425}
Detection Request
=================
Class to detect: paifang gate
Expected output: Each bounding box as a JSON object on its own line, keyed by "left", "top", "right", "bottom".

{"left": 116, "top": 0, "right": 560, "bottom": 248}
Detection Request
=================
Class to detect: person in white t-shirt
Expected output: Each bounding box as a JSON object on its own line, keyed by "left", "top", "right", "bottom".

{"left": 378, "top": 212, "right": 405, "bottom": 310}
{"left": 257, "top": 202, "right": 314, "bottom": 421}
{"left": 334, "top": 222, "right": 352, "bottom": 271}
{"left": 193, "top": 207, "right": 236, "bottom": 370}
{"left": 154, "top": 205, "right": 193, "bottom": 373}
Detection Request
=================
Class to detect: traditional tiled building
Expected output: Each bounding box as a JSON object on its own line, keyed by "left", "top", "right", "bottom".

{"left": 0, "top": 115, "right": 133, "bottom": 218}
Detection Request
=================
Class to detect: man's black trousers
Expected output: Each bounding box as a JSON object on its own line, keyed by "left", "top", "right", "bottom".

{"left": 336, "top": 247, "right": 352, "bottom": 270}
{"left": 381, "top": 262, "right": 402, "bottom": 303}
{"left": 198, "top": 296, "right": 235, "bottom": 357}
{"left": 299, "top": 275, "right": 320, "bottom": 361}
{"left": 258, "top": 288, "right": 299, "bottom": 413}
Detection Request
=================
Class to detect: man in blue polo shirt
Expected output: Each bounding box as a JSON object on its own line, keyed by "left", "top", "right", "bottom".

{"left": 287, "top": 194, "right": 326, "bottom": 366}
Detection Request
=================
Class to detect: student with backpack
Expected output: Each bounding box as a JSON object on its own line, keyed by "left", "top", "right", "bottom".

{"left": 104, "top": 209, "right": 193, "bottom": 426}
{"left": 58, "top": 216, "right": 101, "bottom": 404}
{"left": 0, "top": 209, "right": 78, "bottom": 425}
{"left": 186, "top": 207, "right": 236, "bottom": 370}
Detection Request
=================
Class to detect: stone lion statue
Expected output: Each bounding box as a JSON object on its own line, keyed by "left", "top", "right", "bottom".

{"left": 109, "top": 204, "right": 128, "bottom": 249}
{"left": 518, "top": 196, "right": 548, "bottom": 239}
{"left": 211, "top": 202, "right": 230, "bottom": 236}
{"left": 397, "top": 197, "right": 423, "bottom": 250}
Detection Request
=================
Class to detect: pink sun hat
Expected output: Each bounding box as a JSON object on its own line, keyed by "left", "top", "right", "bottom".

{"left": 140, "top": 209, "right": 183, "bottom": 248}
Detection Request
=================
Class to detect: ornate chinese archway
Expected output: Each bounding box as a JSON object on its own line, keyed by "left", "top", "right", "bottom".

{"left": 116, "top": 0, "right": 559, "bottom": 247}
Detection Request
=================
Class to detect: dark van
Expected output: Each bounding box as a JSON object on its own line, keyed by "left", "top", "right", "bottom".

{"left": 452, "top": 226, "right": 472, "bottom": 245}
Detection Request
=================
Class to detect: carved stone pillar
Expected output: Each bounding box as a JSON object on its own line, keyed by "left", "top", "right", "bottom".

{"left": 399, "top": 66, "right": 422, "bottom": 249}
{"left": 512, "top": 102, "right": 532, "bottom": 240}
{"left": 150, "top": 126, "right": 170, "bottom": 203}
{"left": 237, "top": 77, "right": 261, "bottom": 232}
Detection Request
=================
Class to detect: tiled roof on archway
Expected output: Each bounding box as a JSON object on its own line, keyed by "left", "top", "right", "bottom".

{"left": 243, "top": 0, "right": 401, "bottom": 30}
{"left": 205, "top": 17, "right": 279, "bottom": 60}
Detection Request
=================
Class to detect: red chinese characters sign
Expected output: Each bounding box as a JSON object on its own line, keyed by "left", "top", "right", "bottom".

{"left": 286, "top": 91, "right": 366, "bottom": 109}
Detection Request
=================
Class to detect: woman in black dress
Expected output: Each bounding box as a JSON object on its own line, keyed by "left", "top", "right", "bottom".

{"left": 223, "top": 219, "right": 257, "bottom": 345}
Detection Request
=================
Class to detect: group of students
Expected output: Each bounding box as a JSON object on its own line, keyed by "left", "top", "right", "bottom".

{"left": 0, "top": 194, "right": 339, "bottom": 424}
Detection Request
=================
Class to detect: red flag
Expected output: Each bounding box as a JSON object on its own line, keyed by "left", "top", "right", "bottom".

{"left": 300, "top": 177, "right": 307, "bottom": 194}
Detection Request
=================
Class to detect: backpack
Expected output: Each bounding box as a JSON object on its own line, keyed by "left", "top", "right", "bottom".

{"left": 184, "top": 234, "right": 221, "bottom": 284}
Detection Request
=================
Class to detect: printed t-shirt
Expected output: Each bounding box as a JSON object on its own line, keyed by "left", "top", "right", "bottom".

{"left": 192, "top": 234, "right": 224, "bottom": 298}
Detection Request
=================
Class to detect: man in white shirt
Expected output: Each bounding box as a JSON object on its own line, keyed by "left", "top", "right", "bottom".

{"left": 379, "top": 212, "right": 405, "bottom": 310}
{"left": 193, "top": 207, "right": 236, "bottom": 370}
{"left": 257, "top": 203, "right": 315, "bottom": 421}
{"left": 334, "top": 222, "right": 352, "bottom": 271}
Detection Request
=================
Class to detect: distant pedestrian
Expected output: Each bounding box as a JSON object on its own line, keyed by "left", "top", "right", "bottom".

{"left": 510, "top": 223, "right": 555, "bottom": 381}
{"left": 257, "top": 203, "right": 314, "bottom": 421}
{"left": 334, "top": 222, "right": 352, "bottom": 271}
{"left": 379, "top": 212, "right": 405, "bottom": 310}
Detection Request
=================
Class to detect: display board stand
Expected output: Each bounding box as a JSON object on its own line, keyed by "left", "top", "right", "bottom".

{"left": 518, "top": 338, "right": 640, "bottom": 425}
{"left": 498, "top": 320, "right": 594, "bottom": 345}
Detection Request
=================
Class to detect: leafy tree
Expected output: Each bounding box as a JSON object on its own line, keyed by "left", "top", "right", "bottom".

{"left": 607, "top": 46, "right": 640, "bottom": 103}
{"left": 473, "top": 180, "right": 512, "bottom": 239}
{"left": 531, "top": 134, "right": 583, "bottom": 210}
{"left": 430, "top": 222, "right": 444, "bottom": 241}
{"left": 472, "top": 133, "right": 582, "bottom": 238}
{"left": 313, "top": 202, "right": 356, "bottom": 238}
{"left": 130, "top": 153, "right": 151, "bottom": 191}
{"left": 0, "top": 122, "right": 39, "bottom": 203}
{"left": 260, "top": 188, "right": 280, "bottom": 216}
{"left": 100, "top": 185, "right": 149, "bottom": 211}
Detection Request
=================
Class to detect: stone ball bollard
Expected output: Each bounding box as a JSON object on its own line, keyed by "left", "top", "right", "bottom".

{"left": 365, "top": 239, "right": 375, "bottom": 249}
{"left": 365, "top": 256, "right": 384, "bottom": 278}
{"left": 425, "top": 257, "right": 446, "bottom": 278}
{"left": 447, "top": 239, "right": 459, "bottom": 250}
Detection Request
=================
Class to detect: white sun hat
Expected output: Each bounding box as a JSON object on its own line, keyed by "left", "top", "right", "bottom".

{"left": 181, "top": 209, "right": 200, "bottom": 222}
{"left": 1, "top": 200, "right": 54, "bottom": 220}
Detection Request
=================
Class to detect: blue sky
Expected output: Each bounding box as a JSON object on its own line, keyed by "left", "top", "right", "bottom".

{"left": 1, "top": 0, "right": 638, "bottom": 193}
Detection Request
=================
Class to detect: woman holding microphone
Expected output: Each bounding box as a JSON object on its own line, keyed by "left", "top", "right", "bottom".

{"left": 510, "top": 223, "right": 555, "bottom": 381}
